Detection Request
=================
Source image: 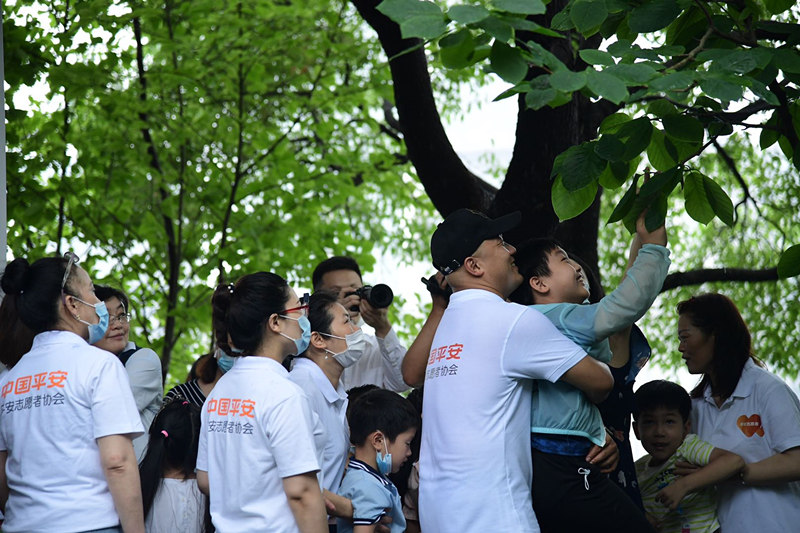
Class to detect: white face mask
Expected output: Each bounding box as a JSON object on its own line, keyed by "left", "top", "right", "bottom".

{"left": 321, "top": 328, "right": 366, "bottom": 368}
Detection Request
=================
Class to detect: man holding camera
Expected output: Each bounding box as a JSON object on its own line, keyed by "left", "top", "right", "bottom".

{"left": 312, "top": 256, "right": 408, "bottom": 392}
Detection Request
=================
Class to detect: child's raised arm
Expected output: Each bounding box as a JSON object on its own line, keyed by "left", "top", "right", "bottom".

{"left": 656, "top": 447, "right": 745, "bottom": 510}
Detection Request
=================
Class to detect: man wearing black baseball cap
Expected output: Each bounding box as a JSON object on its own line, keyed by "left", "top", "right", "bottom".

{"left": 416, "top": 208, "right": 614, "bottom": 533}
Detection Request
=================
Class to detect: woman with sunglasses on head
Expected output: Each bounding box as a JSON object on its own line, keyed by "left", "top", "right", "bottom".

{"left": 0, "top": 254, "right": 145, "bottom": 533}
{"left": 196, "top": 273, "right": 328, "bottom": 533}
{"left": 94, "top": 285, "right": 163, "bottom": 462}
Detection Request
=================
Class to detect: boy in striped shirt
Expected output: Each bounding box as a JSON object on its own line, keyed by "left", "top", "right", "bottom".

{"left": 634, "top": 380, "right": 744, "bottom": 532}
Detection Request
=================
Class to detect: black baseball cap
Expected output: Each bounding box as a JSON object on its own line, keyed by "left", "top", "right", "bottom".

{"left": 431, "top": 208, "right": 522, "bottom": 275}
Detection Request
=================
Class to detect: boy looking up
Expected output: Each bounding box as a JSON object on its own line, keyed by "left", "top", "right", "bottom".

{"left": 337, "top": 389, "right": 420, "bottom": 533}
{"left": 634, "top": 380, "right": 744, "bottom": 533}
{"left": 509, "top": 212, "right": 669, "bottom": 532}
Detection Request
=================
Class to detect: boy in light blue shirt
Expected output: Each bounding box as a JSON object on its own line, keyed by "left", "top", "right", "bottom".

{"left": 510, "top": 213, "right": 669, "bottom": 533}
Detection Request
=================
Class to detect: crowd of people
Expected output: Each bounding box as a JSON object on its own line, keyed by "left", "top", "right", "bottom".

{"left": 0, "top": 208, "right": 799, "bottom": 533}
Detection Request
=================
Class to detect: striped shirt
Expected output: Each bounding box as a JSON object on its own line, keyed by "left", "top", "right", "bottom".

{"left": 635, "top": 433, "right": 719, "bottom": 533}
{"left": 164, "top": 379, "right": 206, "bottom": 408}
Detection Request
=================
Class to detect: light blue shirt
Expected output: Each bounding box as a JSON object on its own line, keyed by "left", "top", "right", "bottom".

{"left": 337, "top": 459, "right": 405, "bottom": 533}
{"left": 531, "top": 244, "right": 670, "bottom": 446}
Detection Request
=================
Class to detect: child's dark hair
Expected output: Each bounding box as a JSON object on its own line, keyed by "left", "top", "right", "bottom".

{"left": 348, "top": 389, "right": 420, "bottom": 446}
{"left": 139, "top": 399, "right": 202, "bottom": 518}
{"left": 509, "top": 238, "right": 562, "bottom": 305}
{"left": 312, "top": 256, "right": 362, "bottom": 290}
{"left": 633, "top": 380, "right": 691, "bottom": 422}
{"left": 346, "top": 384, "right": 380, "bottom": 422}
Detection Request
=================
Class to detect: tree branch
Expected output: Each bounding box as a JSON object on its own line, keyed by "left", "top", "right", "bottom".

{"left": 661, "top": 266, "right": 778, "bottom": 292}
{"left": 350, "top": 0, "right": 496, "bottom": 216}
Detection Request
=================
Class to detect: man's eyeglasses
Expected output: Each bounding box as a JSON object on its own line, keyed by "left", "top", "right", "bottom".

{"left": 498, "top": 235, "right": 513, "bottom": 255}
{"left": 110, "top": 313, "right": 132, "bottom": 325}
{"left": 60, "top": 251, "right": 80, "bottom": 293}
{"left": 282, "top": 293, "right": 310, "bottom": 317}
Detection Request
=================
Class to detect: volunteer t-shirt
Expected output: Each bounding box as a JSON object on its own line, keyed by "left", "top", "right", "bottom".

{"left": 0, "top": 330, "right": 143, "bottom": 533}
{"left": 692, "top": 359, "right": 800, "bottom": 532}
{"left": 419, "top": 289, "right": 586, "bottom": 533}
{"left": 197, "top": 356, "right": 322, "bottom": 533}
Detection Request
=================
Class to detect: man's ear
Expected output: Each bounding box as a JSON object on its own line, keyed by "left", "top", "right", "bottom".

{"left": 462, "top": 256, "right": 483, "bottom": 277}
{"left": 529, "top": 276, "right": 549, "bottom": 296}
{"left": 632, "top": 421, "right": 641, "bottom": 441}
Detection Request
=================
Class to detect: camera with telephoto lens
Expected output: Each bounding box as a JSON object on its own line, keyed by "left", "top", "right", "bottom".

{"left": 345, "top": 284, "right": 394, "bottom": 310}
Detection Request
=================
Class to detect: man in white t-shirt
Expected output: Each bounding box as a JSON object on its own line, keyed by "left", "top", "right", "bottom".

{"left": 312, "top": 257, "right": 407, "bottom": 392}
{"left": 418, "top": 209, "right": 614, "bottom": 533}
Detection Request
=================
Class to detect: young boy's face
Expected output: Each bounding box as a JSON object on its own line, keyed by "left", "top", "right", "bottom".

{"left": 386, "top": 428, "right": 417, "bottom": 474}
{"left": 633, "top": 407, "right": 690, "bottom": 466}
{"left": 534, "top": 247, "right": 589, "bottom": 304}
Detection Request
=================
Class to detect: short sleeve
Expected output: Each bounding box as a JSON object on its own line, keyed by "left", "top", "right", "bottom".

{"left": 90, "top": 353, "right": 144, "bottom": 439}
{"left": 339, "top": 472, "right": 392, "bottom": 525}
{"left": 678, "top": 434, "right": 714, "bottom": 466}
{"left": 124, "top": 348, "right": 163, "bottom": 413}
{"left": 759, "top": 378, "right": 800, "bottom": 453}
{"left": 267, "top": 391, "right": 320, "bottom": 479}
{"left": 503, "top": 307, "right": 587, "bottom": 382}
{"left": 197, "top": 402, "right": 209, "bottom": 472}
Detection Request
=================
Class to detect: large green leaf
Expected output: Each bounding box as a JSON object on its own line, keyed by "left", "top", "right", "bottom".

{"left": 586, "top": 69, "right": 628, "bottom": 104}
{"left": 552, "top": 174, "right": 599, "bottom": 221}
{"left": 662, "top": 114, "right": 704, "bottom": 144}
{"left": 628, "top": 0, "right": 681, "bottom": 33}
{"left": 439, "top": 29, "right": 477, "bottom": 69}
{"left": 400, "top": 14, "right": 448, "bottom": 39}
{"left": 777, "top": 244, "right": 800, "bottom": 278}
{"left": 490, "top": 41, "right": 528, "bottom": 84}
{"left": 703, "top": 175, "right": 735, "bottom": 226}
{"left": 492, "top": 0, "right": 546, "bottom": 15}
{"left": 377, "top": 0, "right": 442, "bottom": 21}
{"left": 447, "top": 5, "right": 490, "bottom": 24}
{"left": 646, "top": 129, "right": 678, "bottom": 171}
{"left": 763, "top": 0, "right": 795, "bottom": 15}
{"left": 595, "top": 134, "right": 626, "bottom": 162}
{"left": 683, "top": 171, "right": 715, "bottom": 224}
{"left": 607, "top": 177, "right": 639, "bottom": 223}
{"left": 549, "top": 69, "right": 587, "bottom": 92}
{"left": 579, "top": 49, "right": 615, "bottom": 66}
{"left": 570, "top": 0, "right": 608, "bottom": 35}
{"left": 616, "top": 117, "right": 654, "bottom": 159}
{"left": 558, "top": 143, "right": 607, "bottom": 190}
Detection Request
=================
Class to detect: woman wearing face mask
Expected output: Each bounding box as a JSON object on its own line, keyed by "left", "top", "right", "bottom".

{"left": 290, "top": 292, "right": 365, "bottom": 496}
{"left": 196, "top": 272, "right": 328, "bottom": 532}
{"left": 0, "top": 254, "right": 145, "bottom": 533}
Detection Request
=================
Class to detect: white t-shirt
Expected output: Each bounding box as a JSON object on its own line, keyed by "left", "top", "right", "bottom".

{"left": 418, "top": 290, "right": 587, "bottom": 533}
{"left": 289, "top": 357, "right": 349, "bottom": 492}
{"left": 691, "top": 359, "right": 800, "bottom": 532}
{"left": 340, "top": 323, "right": 408, "bottom": 393}
{"left": 145, "top": 478, "right": 205, "bottom": 533}
{"left": 197, "top": 356, "right": 323, "bottom": 533}
{"left": 0, "top": 330, "right": 143, "bottom": 533}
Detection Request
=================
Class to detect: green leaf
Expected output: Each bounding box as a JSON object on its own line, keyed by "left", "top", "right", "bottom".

{"left": 399, "top": 14, "right": 448, "bottom": 39}
{"left": 628, "top": 0, "right": 681, "bottom": 34}
{"left": 662, "top": 114, "right": 704, "bottom": 143}
{"left": 599, "top": 112, "right": 631, "bottom": 134}
{"left": 648, "top": 71, "right": 694, "bottom": 92}
{"left": 551, "top": 8, "right": 574, "bottom": 31}
{"left": 703, "top": 175, "right": 734, "bottom": 226}
{"left": 595, "top": 135, "right": 626, "bottom": 162}
{"left": 607, "top": 178, "right": 639, "bottom": 223}
{"left": 646, "top": 129, "right": 678, "bottom": 171}
{"left": 525, "top": 87, "right": 557, "bottom": 110}
{"left": 644, "top": 193, "right": 669, "bottom": 232}
{"left": 748, "top": 80, "right": 780, "bottom": 106}
{"left": 570, "top": 0, "right": 608, "bottom": 35}
{"left": 549, "top": 69, "right": 587, "bottom": 92}
{"left": 447, "top": 5, "right": 491, "bottom": 24}
{"left": 713, "top": 50, "right": 759, "bottom": 74}
{"left": 639, "top": 166, "right": 681, "bottom": 198}
{"left": 586, "top": 69, "right": 628, "bottom": 104}
{"left": 477, "top": 17, "right": 514, "bottom": 42}
{"left": 773, "top": 49, "right": 800, "bottom": 74}
{"left": 558, "top": 143, "right": 607, "bottom": 190}
{"left": 647, "top": 100, "right": 679, "bottom": 117}
{"left": 763, "top": 0, "right": 795, "bottom": 15}
{"left": 606, "top": 63, "right": 658, "bottom": 84}
{"left": 492, "top": 0, "right": 546, "bottom": 15}
{"left": 439, "top": 29, "right": 476, "bottom": 69}
{"left": 616, "top": 117, "right": 654, "bottom": 159}
{"left": 579, "top": 49, "right": 615, "bottom": 66}
{"left": 699, "top": 78, "right": 743, "bottom": 102}
{"left": 490, "top": 41, "right": 528, "bottom": 84}
{"left": 777, "top": 244, "right": 800, "bottom": 279}
{"left": 552, "top": 174, "right": 599, "bottom": 221}
{"left": 683, "top": 171, "right": 715, "bottom": 224}
{"left": 377, "top": 0, "right": 442, "bottom": 21}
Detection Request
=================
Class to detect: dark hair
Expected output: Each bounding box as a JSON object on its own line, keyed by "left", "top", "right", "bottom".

{"left": 190, "top": 352, "right": 219, "bottom": 384}
{"left": 308, "top": 290, "right": 340, "bottom": 336}
{"left": 388, "top": 387, "right": 424, "bottom": 498}
{"left": 509, "top": 238, "right": 562, "bottom": 305}
{"left": 348, "top": 389, "right": 420, "bottom": 446}
{"left": 633, "top": 380, "right": 691, "bottom": 422}
{"left": 0, "top": 294, "right": 35, "bottom": 368}
{"left": 94, "top": 284, "right": 129, "bottom": 310}
{"left": 211, "top": 272, "right": 290, "bottom": 356}
{"left": 139, "top": 398, "right": 202, "bottom": 518}
{"left": 677, "top": 293, "right": 763, "bottom": 400}
{"left": 0, "top": 256, "right": 77, "bottom": 333}
{"left": 346, "top": 384, "right": 380, "bottom": 422}
{"left": 312, "top": 256, "right": 362, "bottom": 290}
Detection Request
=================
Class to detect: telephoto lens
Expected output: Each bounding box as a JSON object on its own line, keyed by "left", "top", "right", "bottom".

{"left": 359, "top": 284, "right": 394, "bottom": 308}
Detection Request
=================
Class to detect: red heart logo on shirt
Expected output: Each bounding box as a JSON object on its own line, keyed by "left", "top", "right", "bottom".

{"left": 737, "top": 414, "right": 765, "bottom": 437}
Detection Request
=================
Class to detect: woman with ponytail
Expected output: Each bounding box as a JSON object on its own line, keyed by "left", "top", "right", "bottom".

{"left": 0, "top": 254, "right": 144, "bottom": 533}
{"left": 196, "top": 272, "right": 327, "bottom": 532}
{"left": 139, "top": 399, "right": 206, "bottom": 532}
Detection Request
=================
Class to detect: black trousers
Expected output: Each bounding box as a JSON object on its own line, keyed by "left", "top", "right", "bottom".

{"left": 532, "top": 449, "right": 655, "bottom": 533}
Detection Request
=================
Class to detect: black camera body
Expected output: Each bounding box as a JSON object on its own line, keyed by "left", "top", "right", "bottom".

{"left": 345, "top": 284, "right": 394, "bottom": 309}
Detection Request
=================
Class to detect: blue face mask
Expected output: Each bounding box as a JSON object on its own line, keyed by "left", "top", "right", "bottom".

{"left": 279, "top": 314, "right": 311, "bottom": 355}
{"left": 217, "top": 349, "right": 235, "bottom": 373}
{"left": 376, "top": 438, "right": 392, "bottom": 476}
{"left": 72, "top": 297, "right": 109, "bottom": 345}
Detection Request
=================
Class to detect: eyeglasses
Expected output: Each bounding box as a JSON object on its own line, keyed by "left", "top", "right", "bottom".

{"left": 110, "top": 313, "right": 132, "bottom": 325}
{"left": 282, "top": 292, "right": 310, "bottom": 317}
{"left": 61, "top": 251, "right": 80, "bottom": 293}
{"left": 498, "top": 235, "right": 513, "bottom": 255}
